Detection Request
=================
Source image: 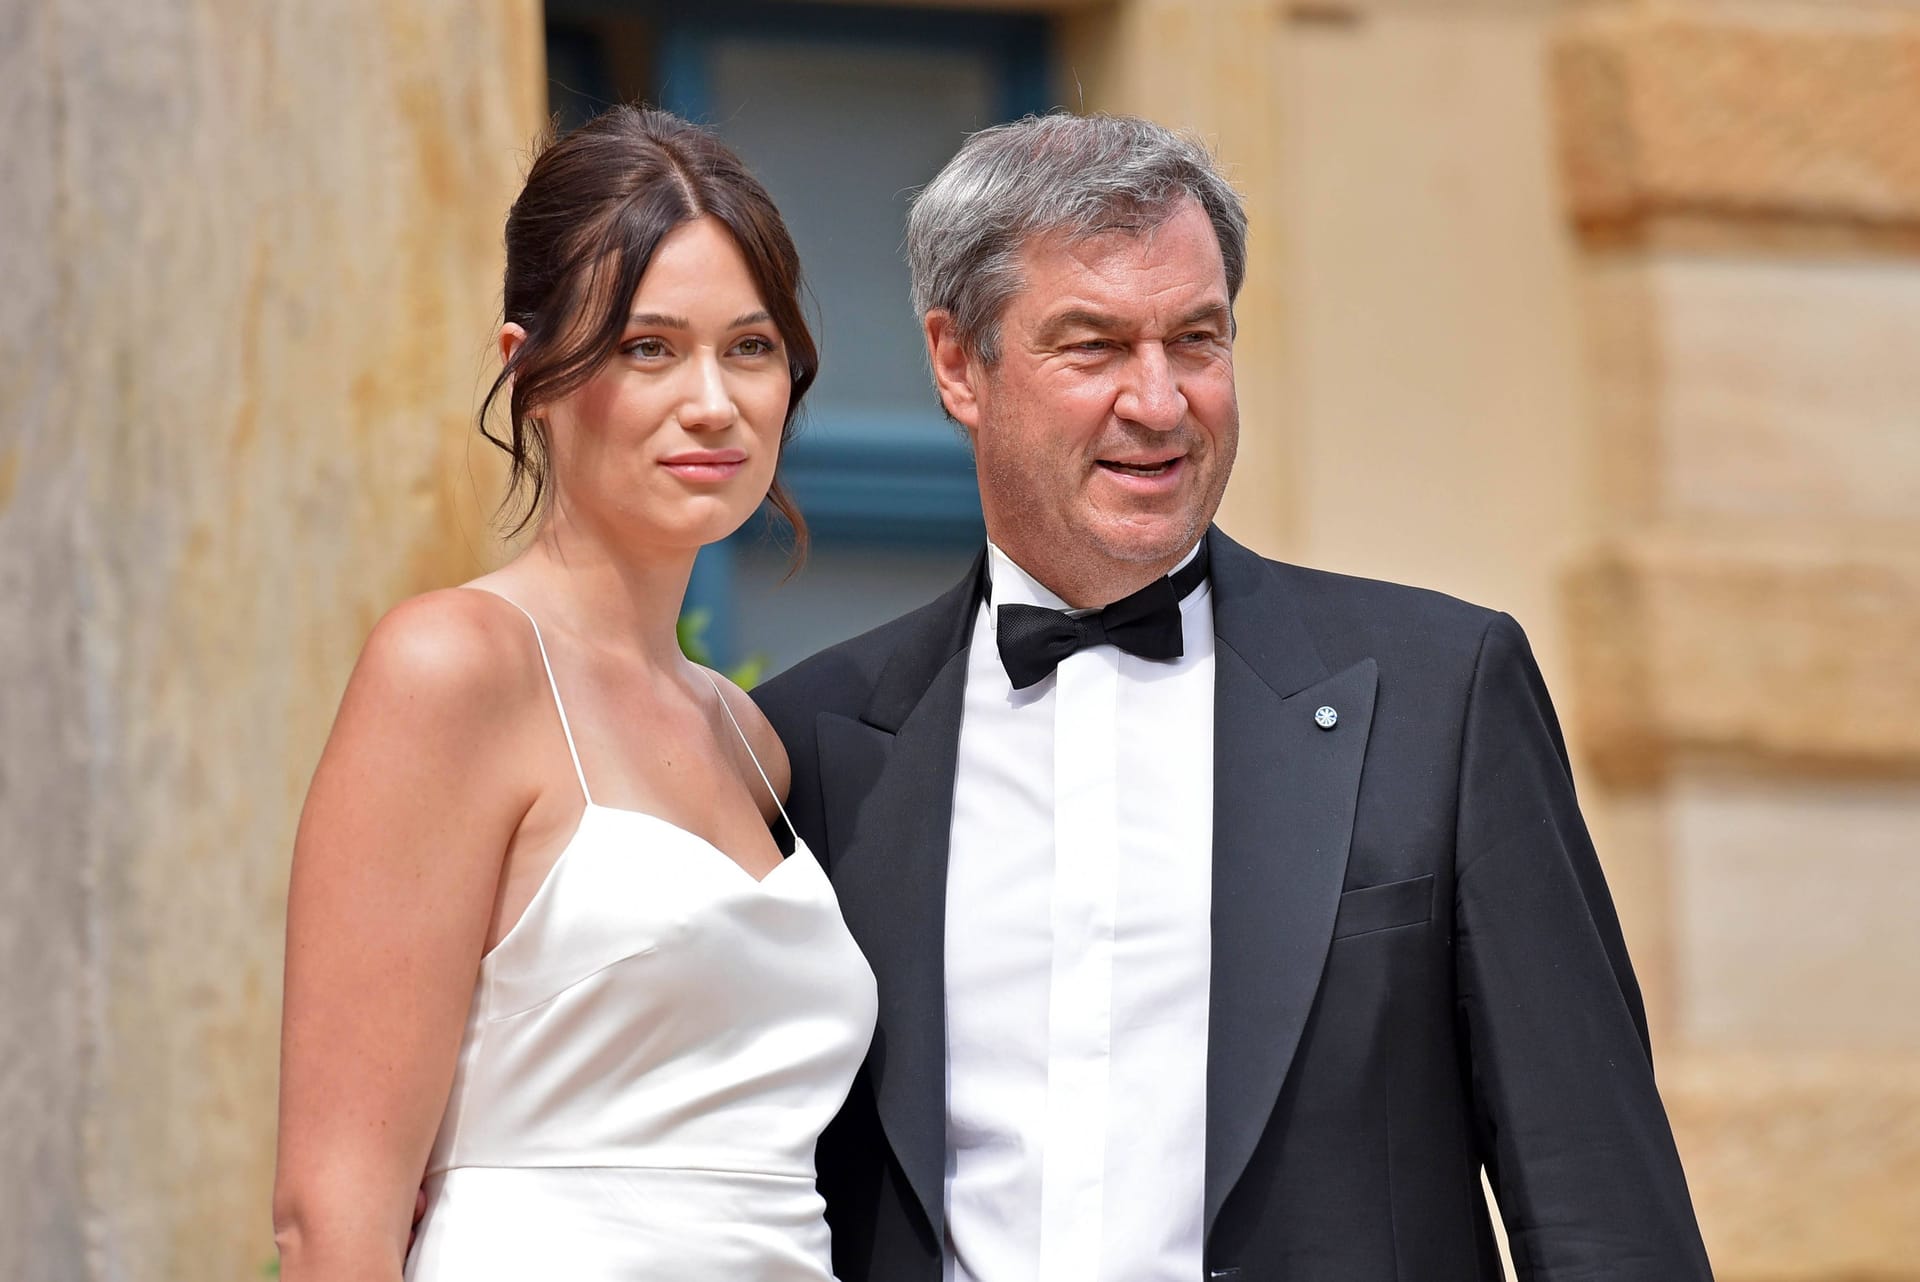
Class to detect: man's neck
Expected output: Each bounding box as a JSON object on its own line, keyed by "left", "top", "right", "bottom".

{"left": 987, "top": 539, "right": 1203, "bottom": 611}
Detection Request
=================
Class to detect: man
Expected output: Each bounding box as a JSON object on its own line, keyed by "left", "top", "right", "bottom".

{"left": 754, "top": 113, "right": 1711, "bottom": 1282}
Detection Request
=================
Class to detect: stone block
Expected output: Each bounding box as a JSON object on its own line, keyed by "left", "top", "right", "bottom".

{"left": 1666, "top": 1051, "right": 1920, "bottom": 1282}
{"left": 1564, "top": 524, "right": 1920, "bottom": 779}
{"left": 1580, "top": 253, "right": 1920, "bottom": 523}
{"left": 1667, "top": 772, "right": 1920, "bottom": 1052}
{"left": 1555, "top": 6, "right": 1920, "bottom": 237}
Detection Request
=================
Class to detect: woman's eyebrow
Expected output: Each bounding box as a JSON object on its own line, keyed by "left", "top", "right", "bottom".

{"left": 626, "top": 310, "right": 773, "bottom": 329}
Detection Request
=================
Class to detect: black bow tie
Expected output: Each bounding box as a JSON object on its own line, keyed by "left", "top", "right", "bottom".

{"left": 994, "top": 543, "right": 1211, "bottom": 691}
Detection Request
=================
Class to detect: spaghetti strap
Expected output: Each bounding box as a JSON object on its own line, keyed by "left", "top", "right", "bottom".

{"left": 476, "top": 590, "right": 594, "bottom": 807}
{"left": 701, "top": 669, "right": 798, "bottom": 845}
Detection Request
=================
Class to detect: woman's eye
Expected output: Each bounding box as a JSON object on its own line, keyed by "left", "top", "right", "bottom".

{"left": 733, "top": 336, "right": 779, "bottom": 357}
{"left": 628, "top": 337, "right": 669, "bottom": 359}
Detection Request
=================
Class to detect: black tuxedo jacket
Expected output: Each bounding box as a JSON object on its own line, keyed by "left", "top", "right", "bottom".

{"left": 753, "top": 527, "right": 1711, "bottom": 1282}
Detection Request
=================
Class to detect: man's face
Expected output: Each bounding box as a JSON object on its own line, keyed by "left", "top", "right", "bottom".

{"left": 929, "top": 197, "right": 1238, "bottom": 606}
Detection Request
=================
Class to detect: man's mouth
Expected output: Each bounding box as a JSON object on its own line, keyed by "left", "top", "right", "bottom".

{"left": 1097, "top": 457, "right": 1181, "bottom": 477}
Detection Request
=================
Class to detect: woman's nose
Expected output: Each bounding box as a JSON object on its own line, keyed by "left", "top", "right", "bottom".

{"left": 679, "top": 353, "right": 736, "bottom": 431}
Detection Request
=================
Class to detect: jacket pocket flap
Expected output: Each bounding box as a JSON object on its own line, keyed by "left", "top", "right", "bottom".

{"left": 1332, "top": 873, "right": 1434, "bottom": 940}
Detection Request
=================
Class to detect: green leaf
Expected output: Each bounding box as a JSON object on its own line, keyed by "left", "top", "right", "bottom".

{"left": 677, "top": 608, "right": 715, "bottom": 666}
{"left": 679, "top": 609, "right": 768, "bottom": 690}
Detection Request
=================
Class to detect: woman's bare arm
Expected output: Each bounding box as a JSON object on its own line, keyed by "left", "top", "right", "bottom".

{"left": 273, "top": 591, "right": 536, "bottom": 1281}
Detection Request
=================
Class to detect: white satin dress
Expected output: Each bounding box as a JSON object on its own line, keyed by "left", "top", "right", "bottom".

{"left": 404, "top": 600, "right": 877, "bottom": 1281}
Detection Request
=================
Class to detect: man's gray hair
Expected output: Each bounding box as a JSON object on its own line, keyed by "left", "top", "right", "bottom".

{"left": 907, "top": 112, "right": 1248, "bottom": 364}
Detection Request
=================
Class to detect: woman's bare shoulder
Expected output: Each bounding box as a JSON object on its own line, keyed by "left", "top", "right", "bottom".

{"left": 303, "top": 588, "right": 550, "bottom": 856}
{"left": 341, "top": 587, "right": 546, "bottom": 734}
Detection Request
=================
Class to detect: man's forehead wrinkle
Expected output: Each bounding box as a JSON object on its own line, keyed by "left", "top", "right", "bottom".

{"left": 1030, "top": 262, "right": 1226, "bottom": 315}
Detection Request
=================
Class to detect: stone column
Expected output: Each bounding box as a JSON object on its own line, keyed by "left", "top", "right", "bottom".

{"left": 1553, "top": 6, "right": 1920, "bottom": 1278}
{"left": 0, "top": 2, "right": 542, "bottom": 1277}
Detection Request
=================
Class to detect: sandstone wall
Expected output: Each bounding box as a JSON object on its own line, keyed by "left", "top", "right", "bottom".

{"left": 0, "top": 2, "right": 542, "bottom": 1276}
{"left": 1555, "top": 4, "right": 1920, "bottom": 1278}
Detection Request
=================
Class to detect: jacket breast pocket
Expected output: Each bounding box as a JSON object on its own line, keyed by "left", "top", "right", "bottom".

{"left": 1331, "top": 873, "right": 1434, "bottom": 940}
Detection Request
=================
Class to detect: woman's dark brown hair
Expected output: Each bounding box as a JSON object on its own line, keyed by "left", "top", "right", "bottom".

{"left": 478, "top": 106, "right": 816, "bottom": 561}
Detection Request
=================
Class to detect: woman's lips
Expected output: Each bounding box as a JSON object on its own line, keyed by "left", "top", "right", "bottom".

{"left": 660, "top": 450, "right": 747, "bottom": 483}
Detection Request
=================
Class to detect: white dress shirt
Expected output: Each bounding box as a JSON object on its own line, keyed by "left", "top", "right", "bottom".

{"left": 944, "top": 542, "right": 1215, "bottom": 1282}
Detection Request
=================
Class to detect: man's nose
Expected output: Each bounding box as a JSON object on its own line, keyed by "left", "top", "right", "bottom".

{"left": 679, "top": 352, "right": 736, "bottom": 432}
{"left": 1115, "top": 344, "right": 1187, "bottom": 432}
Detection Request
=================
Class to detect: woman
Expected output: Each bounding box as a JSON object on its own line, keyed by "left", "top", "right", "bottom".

{"left": 272, "top": 107, "right": 876, "bottom": 1281}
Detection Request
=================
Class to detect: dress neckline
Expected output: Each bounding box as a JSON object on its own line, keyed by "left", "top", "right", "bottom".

{"left": 581, "top": 802, "right": 813, "bottom": 889}
{"left": 483, "top": 804, "right": 818, "bottom": 963}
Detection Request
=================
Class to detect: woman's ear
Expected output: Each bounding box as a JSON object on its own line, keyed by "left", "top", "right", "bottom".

{"left": 499, "top": 322, "right": 527, "bottom": 369}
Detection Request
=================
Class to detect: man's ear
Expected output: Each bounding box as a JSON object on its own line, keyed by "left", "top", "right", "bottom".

{"left": 924, "top": 310, "right": 984, "bottom": 434}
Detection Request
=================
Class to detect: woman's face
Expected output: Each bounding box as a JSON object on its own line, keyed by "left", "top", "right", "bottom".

{"left": 532, "top": 215, "right": 792, "bottom": 553}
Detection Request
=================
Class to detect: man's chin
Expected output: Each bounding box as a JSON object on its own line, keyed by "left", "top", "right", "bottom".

{"left": 1089, "top": 515, "right": 1204, "bottom": 567}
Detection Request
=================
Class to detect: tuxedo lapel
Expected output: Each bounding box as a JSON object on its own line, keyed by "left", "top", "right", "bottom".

{"left": 815, "top": 552, "right": 986, "bottom": 1241}
{"left": 1203, "top": 529, "right": 1379, "bottom": 1234}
